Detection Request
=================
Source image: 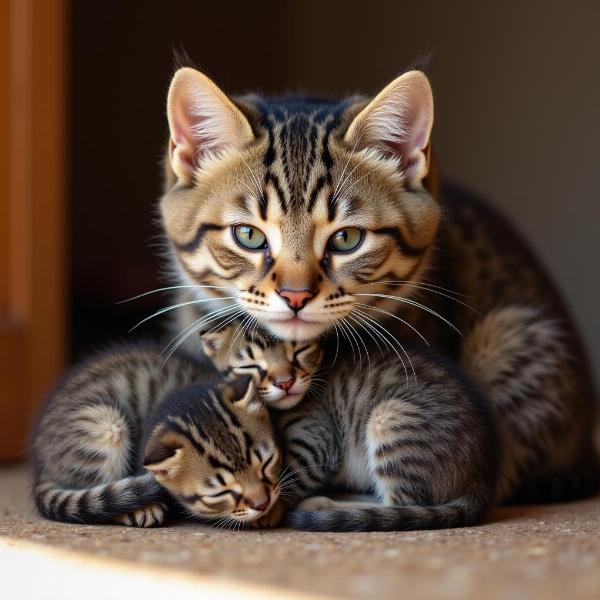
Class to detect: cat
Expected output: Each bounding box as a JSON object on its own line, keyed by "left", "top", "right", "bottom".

{"left": 159, "top": 65, "right": 598, "bottom": 511}
{"left": 32, "top": 344, "right": 281, "bottom": 527}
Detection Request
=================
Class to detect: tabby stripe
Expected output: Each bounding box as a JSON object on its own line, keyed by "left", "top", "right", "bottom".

{"left": 373, "top": 227, "right": 426, "bottom": 257}
{"left": 176, "top": 223, "right": 223, "bottom": 253}
{"left": 307, "top": 175, "right": 327, "bottom": 213}
{"left": 288, "top": 437, "right": 322, "bottom": 467}
{"left": 265, "top": 171, "right": 287, "bottom": 214}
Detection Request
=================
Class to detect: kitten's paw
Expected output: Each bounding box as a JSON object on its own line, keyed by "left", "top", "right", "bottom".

{"left": 249, "top": 500, "right": 286, "bottom": 529}
{"left": 297, "top": 496, "right": 337, "bottom": 511}
{"left": 115, "top": 502, "right": 167, "bottom": 528}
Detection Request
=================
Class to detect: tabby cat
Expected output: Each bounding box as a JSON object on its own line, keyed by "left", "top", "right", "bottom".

{"left": 32, "top": 344, "right": 281, "bottom": 526}
{"left": 160, "top": 65, "right": 598, "bottom": 522}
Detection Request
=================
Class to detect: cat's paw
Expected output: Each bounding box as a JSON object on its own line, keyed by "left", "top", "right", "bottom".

{"left": 115, "top": 502, "right": 167, "bottom": 528}
{"left": 296, "top": 495, "right": 337, "bottom": 511}
{"left": 249, "top": 500, "right": 286, "bottom": 529}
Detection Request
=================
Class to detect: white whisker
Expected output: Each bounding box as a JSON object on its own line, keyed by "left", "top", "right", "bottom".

{"left": 354, "top": 292, "right": 464, "bottom": 338}
{"left": 117, "top": 284, "right": 238, "bottom": 304}
{"left": 129, "top": 297, "right": 237, "bottom": 333}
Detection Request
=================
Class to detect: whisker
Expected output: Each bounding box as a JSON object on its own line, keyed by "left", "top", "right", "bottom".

{"left": 346, "top": 315, "right": 372, "bottom": 372}
{"left": 354, "top": 292, "right": 464, "bottom": 338}
{"left": 337, "top": 164, "right": 381, "bottom": 201}
{"left": 128, "top": 297, "right": 237, "bottom": 333}
{"left": 336, "top": 318, "right": 357, "bottom": 365}
{"left": 161, "top": 308, "right": 245, "bottom": 365}
{"left": 355, "top": 302, "right": 430, "bottom": 346}
{"left": 332, "top": 131, "right": 364, "bottom": 200}
{"left": 237, "top": 177, "right": 263, "bottom": 206}
{"left": 117, "top": 284, "right": 238, "bottom": 304}
{"left": 239, "top": 154, "right": 265, "bottom": 200}
{"left": 163, "top": 305, "right": 240, "bottom": 354}
{"left": 352, "top": 308, "right": 415, "bottom": 386}
{"left": 358, "top": 280, "right": 481, "bottom": 314}
{"left": 347, "top": 310, "right": 385, "bottom": 358}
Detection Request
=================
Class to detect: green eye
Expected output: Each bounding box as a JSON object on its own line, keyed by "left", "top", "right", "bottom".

{"left": 328, "top": 227, "right": 364, "bottom": 252}
{"left": 233, "top": 225, "right": 268, "bottom": 250}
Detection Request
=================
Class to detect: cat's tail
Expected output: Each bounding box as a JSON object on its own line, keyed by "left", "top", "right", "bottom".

{"left": 286, "top": 493, "right": 489, "bottom": 532}
{"left": 33, "top": 473, "right": 165, "bottom": 524}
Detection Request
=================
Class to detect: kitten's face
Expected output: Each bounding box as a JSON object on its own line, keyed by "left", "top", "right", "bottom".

{"left": 201, "top": 325, "right": 323, "bottom": 410}
{"left": 162, "top": 68, "right": 439, "bottom": 342}
{"left": 144, "top": 380, "right": 280, "bottom": 522}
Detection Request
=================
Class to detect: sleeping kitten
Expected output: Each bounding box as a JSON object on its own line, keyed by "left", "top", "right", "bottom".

{"left": 200, "top": 324, "right": 323, "bottom": 409}
{"left": 32, "top": 345, "right": 280, "bottom": 527}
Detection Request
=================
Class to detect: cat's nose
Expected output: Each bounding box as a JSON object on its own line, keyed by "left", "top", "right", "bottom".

{"left": 246, "top": 487, "right": 271, "bottom": 512}
{"left": 277, "top": 288, "right": 315, "bottom": 311}
{"left": 273, "top": 376, "right": 295, "bottom": 392}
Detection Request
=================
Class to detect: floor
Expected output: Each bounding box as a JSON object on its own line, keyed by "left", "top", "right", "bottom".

{"left": 1, "top": 464, "right": 600, "bottom": 599}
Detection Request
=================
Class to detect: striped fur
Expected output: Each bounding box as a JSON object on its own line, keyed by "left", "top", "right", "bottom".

{"left": 32, "top": 345, "right": 280, "bottom": 526}
{"left": 159, "top": 68, "right": 598, "bottom": 527}
{"left": 279, "top": 347, "right": 499, "bottom": 532}
{"left": 201, "top": 322, "right": 323, "bottom": 409}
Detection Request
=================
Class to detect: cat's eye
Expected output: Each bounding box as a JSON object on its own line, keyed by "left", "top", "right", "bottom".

{"left": 328, "top": 227, "right": 364, "bottom": 253}
{"left": 233, "top": 224, "right": 268, "bottom": 250}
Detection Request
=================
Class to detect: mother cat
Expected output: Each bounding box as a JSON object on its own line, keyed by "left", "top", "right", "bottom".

{"left": 161, "top": 65, "right": 598, "bottom": 511}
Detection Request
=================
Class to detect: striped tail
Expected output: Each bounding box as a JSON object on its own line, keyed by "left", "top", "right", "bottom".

{"left": 33, "top": 473, "right": 165, "bottom": 524}
{"left": 286, "top": 495, "right": 489, "bottom": 532}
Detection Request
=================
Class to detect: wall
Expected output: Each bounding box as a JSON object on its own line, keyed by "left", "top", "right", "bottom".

{"left": 70, "top": 1, "right": 600, "bottom": 379}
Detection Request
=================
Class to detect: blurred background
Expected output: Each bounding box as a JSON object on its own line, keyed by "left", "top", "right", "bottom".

{"left": 1, "top": 0, "right": 599, "bottom": 458}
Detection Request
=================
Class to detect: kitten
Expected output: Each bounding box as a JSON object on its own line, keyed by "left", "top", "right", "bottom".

{"left": 263, "top": 345, "right": 499, "bottom": 531}
{"left": 160, "top": 66, "right": 598, "bottom": 510}
{"left": 200, "top": 323, "right": 323, "bottom": 409}
{"left": 32, "top": 345, "right": 280, "bottom": 527}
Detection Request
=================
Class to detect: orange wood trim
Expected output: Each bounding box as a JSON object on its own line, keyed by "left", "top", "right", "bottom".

{"left": 0, "top": 0, "right": 66, "bottom": 460}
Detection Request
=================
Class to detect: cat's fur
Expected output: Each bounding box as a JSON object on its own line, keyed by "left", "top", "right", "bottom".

{"left": 277, "top": 346, "right": 499, "bottom": 531}
{"left": 159, "top": 67, "right": 599, "bottom": 521}
{"left": 32, "top": 345, "right": 281, "bottom": 526}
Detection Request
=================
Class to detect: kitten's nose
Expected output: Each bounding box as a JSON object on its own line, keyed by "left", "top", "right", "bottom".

{"left": 246, "top": 487, "right": 271, "bottom": 512}
{"left": 277, "top": 288, "right": 315, "bottom": 311}
{"left": 273, "top": 376, "right": 295, "bottom": 392}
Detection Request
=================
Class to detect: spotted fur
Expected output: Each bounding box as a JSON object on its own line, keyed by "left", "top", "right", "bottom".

{"left": 32, "top": 345, "right": 280, "bottom": 526}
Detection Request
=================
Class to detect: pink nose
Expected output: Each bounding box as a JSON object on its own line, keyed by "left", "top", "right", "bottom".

{"left": 273, "top": 377, "right": 295, "bottom": 392}
{"left": 278, "top": 288, "right": 315, "bottom": 311}
{"left": 246, "top": 489, "right": 271, "bottom": 512}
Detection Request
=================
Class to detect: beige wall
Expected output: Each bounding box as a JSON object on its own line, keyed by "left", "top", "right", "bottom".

{"left": 270, "top": 0, "right": 600, "bottom": 379}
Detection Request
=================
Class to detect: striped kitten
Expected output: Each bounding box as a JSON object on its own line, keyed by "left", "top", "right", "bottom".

{"left": 200, "top": 322, "right": 323, "bottom": 409}
{"left": 32, "top": 345, "right": 280, "bottom": 527}
{"left": 273, "top": 345, "right": 500, "bottom": 532}
{"left": 160, "top": 66, "right": 598, "bottom": 512}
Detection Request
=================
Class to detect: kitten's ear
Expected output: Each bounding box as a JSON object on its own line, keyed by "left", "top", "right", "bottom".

{"left": 167, "top": 67, "right": 255, "bottom": 183}
{"left": 200, "top": 325, "right": 233, "bottom": 357}
{"left": 223, "top": 377, "right": 264, "bottom": 413}
{"left": 344, "top": 71, "right": 434, "bottom": 187}
{"left": 143, "top": 431, "right": 184, "bottom": 481}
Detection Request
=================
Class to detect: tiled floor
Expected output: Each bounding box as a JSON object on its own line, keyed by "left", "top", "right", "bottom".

{"left": 1, "top": 464, "right": 600, "bottom": 599}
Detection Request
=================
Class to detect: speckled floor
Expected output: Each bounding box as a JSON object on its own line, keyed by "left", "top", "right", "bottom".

{"left": 1, "top": 464, "right": 600, "bottom": 599}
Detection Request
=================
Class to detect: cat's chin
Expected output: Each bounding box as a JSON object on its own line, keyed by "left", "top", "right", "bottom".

{"left": 262, "top": 317, "right": 325, "bottom": 342}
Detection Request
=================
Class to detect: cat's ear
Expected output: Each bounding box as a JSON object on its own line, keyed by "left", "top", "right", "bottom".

{"left": 199, "top": 326, "right": 232, "bottom": 357}
{"left": 344, "top": 71, "right": 434, "bottom": 187}
{"left": 223, "top": 376, "right": 264, "bottom": 413}
{"left": 143, "top": 431, "right": 184, "bottom": 481}
{"left": 167, "top": 67, "right": 255, "bottom": 183}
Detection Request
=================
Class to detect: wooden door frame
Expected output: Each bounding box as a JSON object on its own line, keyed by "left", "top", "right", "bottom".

{"left": 0, "top": 0, "right": 66, "bottom": 459}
